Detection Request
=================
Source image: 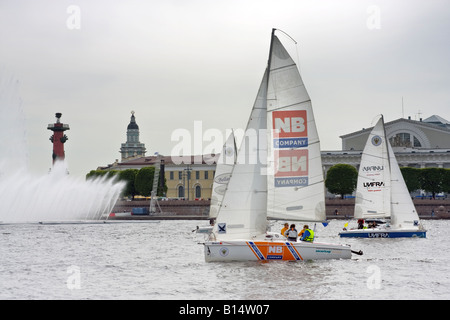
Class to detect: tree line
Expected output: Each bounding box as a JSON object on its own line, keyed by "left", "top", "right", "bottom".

{"left": 325, "top": 164, "right": 450, "bottom": 199}
{"left": 86, "top": 167, "right": 167, "bottom": 199}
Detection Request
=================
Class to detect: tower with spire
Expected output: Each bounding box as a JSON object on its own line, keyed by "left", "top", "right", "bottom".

{"left": 120, "top": 111, "right": 146, "bottom": 161}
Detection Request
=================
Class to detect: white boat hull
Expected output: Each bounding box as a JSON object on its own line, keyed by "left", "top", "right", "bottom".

{"left": 204, "top": 240, "right": 352, "bottom": 262}
{"left": 339, "top": 227, "right": 426, "bottom": 238}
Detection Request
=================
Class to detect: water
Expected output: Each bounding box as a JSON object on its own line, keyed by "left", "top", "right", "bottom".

{"left": 1, "top": 219, "right": 448, "bottom": 300}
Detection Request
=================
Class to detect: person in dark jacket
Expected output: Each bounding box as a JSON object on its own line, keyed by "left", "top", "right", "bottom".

{"left": 284, "top": 224, "right": 298, "bottom": 241}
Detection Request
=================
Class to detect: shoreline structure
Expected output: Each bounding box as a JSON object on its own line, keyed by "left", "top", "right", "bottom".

{"left": 110, "top": 198, "right": 450, "bottom": 220}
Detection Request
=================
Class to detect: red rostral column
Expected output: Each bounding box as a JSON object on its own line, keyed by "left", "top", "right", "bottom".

{"left": 47, "top": 113, "right": 70, "bottom": 164}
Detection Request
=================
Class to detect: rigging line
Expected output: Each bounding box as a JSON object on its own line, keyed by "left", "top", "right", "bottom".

{"left": 274, "top": 28, "right": 297, "bottom": 44}
{"left": 274, "top": 28, "right": 301, "bottom": 73}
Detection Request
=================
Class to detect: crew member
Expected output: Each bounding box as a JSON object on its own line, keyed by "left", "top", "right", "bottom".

{"left": 281, "top": 222, "right": 289, "bottom": 237}
{"left": 300, "top": 225, "right": 314, "bottom": 242}
{"left": 284, "top": 224, "right": 298, "bottom": 242}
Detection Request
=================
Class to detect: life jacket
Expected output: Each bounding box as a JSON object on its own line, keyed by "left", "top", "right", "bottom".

{"left": 303, "top": 229, "right": 314, "bottom": 242}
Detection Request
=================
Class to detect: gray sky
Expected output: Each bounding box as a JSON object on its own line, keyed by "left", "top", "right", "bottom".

{"left": 1, "top": 0, "right": 449, "bottom": 178}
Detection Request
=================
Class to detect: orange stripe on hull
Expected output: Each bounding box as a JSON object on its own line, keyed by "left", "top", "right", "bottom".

{"left": 246, "top": 241, "right": 304, "bottom": 261}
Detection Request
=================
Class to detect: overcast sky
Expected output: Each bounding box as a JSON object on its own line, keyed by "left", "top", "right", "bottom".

{"left": 1, "top": 0, "right": 449, "bottom": 178}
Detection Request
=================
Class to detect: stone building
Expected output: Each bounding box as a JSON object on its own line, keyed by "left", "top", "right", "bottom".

{"left": 104, "top": 154, "right": 217, "bottom": 200}
{"left": 322, "top": 115, "right": 450, "bottom": 173}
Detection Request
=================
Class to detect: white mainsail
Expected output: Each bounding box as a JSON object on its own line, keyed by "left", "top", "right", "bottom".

{"left": 209, "top": 131, "right": 237, "bottom": 219}
{"left": 354, "top": 117, "right": 392, "bottom": 219}
{"left": 266, "top": 35, "right": 326, "bottom": 222}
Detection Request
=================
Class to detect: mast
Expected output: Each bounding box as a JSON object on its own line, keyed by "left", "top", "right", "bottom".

{"left": 380, "top": 115, "right": 392, "bottom": 173}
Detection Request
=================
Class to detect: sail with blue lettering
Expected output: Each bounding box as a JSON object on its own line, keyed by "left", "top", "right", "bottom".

{"left": 354, "top": 116, "right": 391, "bottom": 219}
{"left": 265, "top": 35, "right": 326, "bottom": 222}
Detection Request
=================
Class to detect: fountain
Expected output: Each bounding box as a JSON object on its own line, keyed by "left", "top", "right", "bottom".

{"left": 0, "top": 73, "right": 124, "bottom": 223}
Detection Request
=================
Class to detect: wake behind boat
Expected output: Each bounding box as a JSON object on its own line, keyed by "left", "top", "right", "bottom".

{"left": 204, "top": 29, "right": 359, "bottom": 262}
{"left": 339, "top": 116, "right": 426, "bottom": 238}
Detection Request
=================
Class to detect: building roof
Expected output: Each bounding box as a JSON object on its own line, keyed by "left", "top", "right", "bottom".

{"left": 98, "top": 154, "right": 220, "bottom": 171}
{"left": 340, "top": 116, "right": 450, "bottom": 139}
{"left": 127, "top": 113, "right": 139, "bottom": 130}
{"left": 423, "top": 115, "right": 450, "bottom": 127}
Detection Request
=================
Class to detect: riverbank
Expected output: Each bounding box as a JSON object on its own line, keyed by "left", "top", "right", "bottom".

{"left": 110, "top": 198, "right": 450, "bottom": 220}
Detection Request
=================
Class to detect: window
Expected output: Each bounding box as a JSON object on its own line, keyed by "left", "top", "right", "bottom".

{"left": 178, "top": 171, "right": 182, "bottom": 180}
{"left": 195, "top": 185, "right": 201, "bottom": 198}
{"left": 390, "top": 133, "right": 411, "bottom": 148}
{"left": 178, "top": 186, "right": 184, "bottom": 198}
{"left": 204, "top": 171, "right": 209, "bottom": 180}
{"left": 170, "top": 171, "right": 174, "bottom": 180}
{"left": 196, "top": 171, "right": 200, "bottom": 180}
{"left": 413, "top": 136, "right": 422, "bottom": 148}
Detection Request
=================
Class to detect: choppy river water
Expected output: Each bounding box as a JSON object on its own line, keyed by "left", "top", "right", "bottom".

{"left": 1, "top": 219, "right": 449, "bottom": 300}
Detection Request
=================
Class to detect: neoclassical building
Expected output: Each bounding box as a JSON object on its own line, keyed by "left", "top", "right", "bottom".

{"left": 103, "top": 154, "right": 217, "bottom": 200}
{"left": 322, "top": 115, "right": 450, "bottom": 173}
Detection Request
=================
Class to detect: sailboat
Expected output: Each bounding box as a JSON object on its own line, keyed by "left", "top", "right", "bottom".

{"left": 339, "top": 115, "right": 427, "bottom": 238}
{"left": 196, "top": 131, "right": 237, "bottom": 234}
{"left": 204, "top": 29, "right": 356, "bottom": 261}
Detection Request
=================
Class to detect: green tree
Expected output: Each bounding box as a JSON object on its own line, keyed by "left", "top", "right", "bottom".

{"left": 325, "top": 164, "right": 358, "bottom": 199}
{"left": 420, "top": 168, "right": 446, "bottom": 199}
{"left": 400, "top": 167, "right": 422, "bottom": 193}
{"left": 118, "top": 169, "right": 139, "bottom": 199}
{"left": 443, "top": 169, "right": 450, "bottom": 193}
{"left": 442, "top": 169, "right": 450, "bottom": 193}
{"left": 134, "top": 167, "right": 155, "bottom": 197}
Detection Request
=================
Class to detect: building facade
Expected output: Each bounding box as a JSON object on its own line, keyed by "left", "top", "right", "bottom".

{"left": 323, "top": 115, "right": 450, "bottom": 174}
{"left": 103, "top": 155, "right": 217, "bottom": 200}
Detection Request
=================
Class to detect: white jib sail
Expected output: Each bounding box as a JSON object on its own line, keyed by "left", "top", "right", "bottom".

{"left": 388, "top": 142, "right": 420, "bottom": 227}
{"left": 266, "top": 34, "right": 326, "bottom": 222}
{"left": 212, "top": 69, "right": 269, "bottom": 240}
{"left": 354, "top": 117, "right": 391, "bottom": 219}
{"left": 209, "top": 131, "right": 237, "bottom": 219}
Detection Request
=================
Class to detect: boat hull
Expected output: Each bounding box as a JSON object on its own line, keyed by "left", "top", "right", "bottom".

{"left": 204, "top": 240, "right": 352, "bottom": 262}
{"left": 339, "top": 228, "right": 426, "bottom": 238}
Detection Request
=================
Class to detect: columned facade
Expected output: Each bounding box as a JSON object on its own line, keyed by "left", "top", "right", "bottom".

{"left": 324, "top": 115, "right": 450, "bottom": 175}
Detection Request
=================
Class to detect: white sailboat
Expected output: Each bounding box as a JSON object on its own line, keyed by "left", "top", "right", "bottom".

{"left": 204, "top": 29, "right": 355, "bottom": 261}
{"left": 339, "top": 115, "right": 426, "bottom": 238}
